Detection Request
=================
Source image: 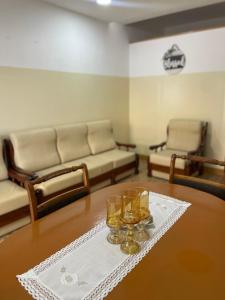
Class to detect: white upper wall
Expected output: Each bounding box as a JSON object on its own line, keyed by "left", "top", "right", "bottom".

{"left": 0, "top": 0, "right": 129, "bottom": 77}
{"left": 130, "top": 27, "right": 225, "bottom": 77}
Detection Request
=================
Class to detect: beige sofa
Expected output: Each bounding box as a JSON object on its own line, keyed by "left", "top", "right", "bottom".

{"left": 0, "top": 139, "right": 30, "bottom": 236}
{"left": 2, "top": 120, "right": 138, "bottom": 232}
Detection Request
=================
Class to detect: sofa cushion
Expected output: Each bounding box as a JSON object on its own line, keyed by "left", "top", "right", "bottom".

{"left": 64, "top": 156, "right": 113, "bottom": 179}
{"left": 10, "top": 128, "right": 60, "bottom": 172}
{"left": 96, "top": 149, "right": 136, "bottom": 168}
{"left": 0, "top": 180, "right": 28, "bottom": 215}
{"left": 0, "top": 139, "right": 8, "bottom": 181}
{"left": 87, "top": 120, "right": 116, "bottom": 155}
{"left": 167, "top": 119, "right": 202, "bottom": 152}
{"left": 36, "top": 165, "right": 69, "bottom": 177}
{"left": 56, "top": 123, "right": 91, "bottom": 163}
{"left": 150, "top": 149, "right": 188, "bottom": 169}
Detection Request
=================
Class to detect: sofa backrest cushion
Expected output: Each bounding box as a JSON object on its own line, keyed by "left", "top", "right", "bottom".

{"left": 167, "top": 119, "right": 202, "bottom": 152}
{"left": 10, "top": 128, "right": 60, "bottom": 172}
{"left": 56, "top": 123, "right": 91, "bottom": 163}
{"left": 87, "top": 120, "right": 116, "bottom": 155}
{"left": 0, "top": 139, "right": 8, "bottom": 181}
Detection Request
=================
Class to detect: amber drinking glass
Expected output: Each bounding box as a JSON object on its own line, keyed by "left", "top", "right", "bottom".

{"left": 120, "top": 193, "right": 141, "bottom": 255}
{"left": 106, "top": 195, "right": 123, "bottom": 244}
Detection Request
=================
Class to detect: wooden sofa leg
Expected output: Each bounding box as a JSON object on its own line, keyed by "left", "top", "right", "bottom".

{"left": 198, "top": 163, "right": 204, "bottom": 176}
{"left": 147, "top": 161, "right": 152, "bottom": 177}
{"left": 135, "top": 154, "right": 139, "bottom": 174}
{"left": 24, "top": 181, "right": 37, "bottom": 223}
{"left": 111, "top": 174, "right": 116, "bottom": 185}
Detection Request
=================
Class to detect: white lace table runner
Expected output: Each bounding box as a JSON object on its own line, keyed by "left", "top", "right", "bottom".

{"left": 17, "top": 192, "right": 191, "bottom": 300}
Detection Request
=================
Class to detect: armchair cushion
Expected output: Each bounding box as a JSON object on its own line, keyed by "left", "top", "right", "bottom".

{"left": 0, "top": 139, "right": 8, "bottom": 181}
{"left": 87, "top": 120, "right": 116, "bottom": 155}
{"left": 56, "top": 123, "right": 91, "bottom": 163}
{"left": 0, "top": 180, "right": 28, "bottom": 215}
{"left": 96, "top": 149, "right": 136, "bottom": 168}
{"left": 150, "top": 149, "right": 188, "bottom": 169}
{"left": 10, "top": 128, "right": 60, "bottom": 172}
{"left": 167, "top": 119, "right": 202, "bottom": 152}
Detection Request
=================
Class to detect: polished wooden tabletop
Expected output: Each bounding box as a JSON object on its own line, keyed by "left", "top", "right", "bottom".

{"left": 0, "top": 181, "right": 225, "bottom": 300}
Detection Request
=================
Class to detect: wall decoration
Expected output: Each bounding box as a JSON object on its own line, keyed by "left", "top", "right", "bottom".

{"left": 162, "top": 44, "right": 186, "bottom": 74}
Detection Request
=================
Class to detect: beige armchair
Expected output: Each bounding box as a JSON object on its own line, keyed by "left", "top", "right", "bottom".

{"left": 148, "top": 119, "right": 208, "bottom": 180}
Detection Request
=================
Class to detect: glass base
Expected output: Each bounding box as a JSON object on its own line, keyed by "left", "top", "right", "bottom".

{"left": 144, "top": 214, "right": 154, "bottom": 230}
{"left": 134, "top": 228, "right": 150, "bottom": 242}
{"left": 107, "top": 232, "right": 123, "bottom": 245}
{"left": 120, "top": 240, "right": 141, "bottom": 255}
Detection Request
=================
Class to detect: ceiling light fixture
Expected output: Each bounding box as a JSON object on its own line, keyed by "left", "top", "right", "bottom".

{"left": 96, "top": 0, "right": 111, "bottom": 6}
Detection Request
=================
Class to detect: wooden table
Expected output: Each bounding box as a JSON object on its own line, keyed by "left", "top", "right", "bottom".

{"left": 0, "top": 181, "right": 225, "bottom": 300}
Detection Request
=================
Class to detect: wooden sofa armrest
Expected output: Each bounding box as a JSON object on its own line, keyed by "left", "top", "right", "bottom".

{"left": 8, "top": 168, "right": 30, "bottom": 184}
{"left": 13, "top": 165, "right": 36, "bottom": 177}
{"left": 186, "top": 155, "right": 225, "bottom": 166}
{"left": 116, "top": 142, "right": 136, "bottom": 151}
{"left": 149, "top": 141, "right": 166, "bottom": 152}
{"left": 30, "top": 164, "right": 89, "bottom": 186}
{"left": 8, "top": 168, "right": 37, "bottom": 185}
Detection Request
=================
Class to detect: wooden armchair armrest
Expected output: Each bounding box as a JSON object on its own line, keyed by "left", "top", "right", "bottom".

{"left": 149, "top": 141, "right": 166, "bottom": 152}
{"left": 30, "top": 164, "right": 89, "bottom": 186}
{"left": 169, "top": 154, "right": 225, "bottom": 182}
{"left": 116, "top": 142, "right": 136, "bottom": 151}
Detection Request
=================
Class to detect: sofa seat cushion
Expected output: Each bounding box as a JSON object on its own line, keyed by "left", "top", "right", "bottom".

{"left": 10, "top": 128, "right": 60, "bottom": 172}
{"left": 36, "top": 165, "right": 68, "bottom": 177}
{"left": 87, "top": 120, "right": 116, "bottom": 155}
{"left": 35, "top": 165, "right": 82, "bottom": 197}
{"left": 0, "top": 139, "right": 8, "bottom": 181}
{"left": 150, "top": 149, "right": 188, "bottom": 169}
{"left": 167, "top": 119, "right": 202, "bottom": 152}
{"left": 96, "top": 149, "right": 136, "bottom": 168}
{"left": 64, "top": 156, "right": 113, "bottom": 179}
{"left": 56, "top": 123, "right": 91, "bottom": 163}
{"left": 0, "top": 180, "right": 28, "bottom": 215}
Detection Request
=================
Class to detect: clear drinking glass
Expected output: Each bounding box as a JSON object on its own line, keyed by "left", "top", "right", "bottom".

{"left": 134, "top": 187, "right": 151, "bottom": 242}
{"left": 106, "top": 195, "right": 123, "bottom": 244}
{"left": 120, "top": 193, "right": 141, "bottom": 255}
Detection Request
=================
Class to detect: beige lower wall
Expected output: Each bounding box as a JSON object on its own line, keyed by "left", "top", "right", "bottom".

{"left": 2, "top": 67, "right": 224, "bottom": 161}
{"left": 0, "top": 67, "right": 129, "bottom": 142}
{"left": 130, "top": 72, "right": 225, "bottom": 160}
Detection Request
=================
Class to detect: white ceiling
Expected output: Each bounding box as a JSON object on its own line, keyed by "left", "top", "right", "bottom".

{"left": 42, "top": 0, "right": 225, "bottom": 24}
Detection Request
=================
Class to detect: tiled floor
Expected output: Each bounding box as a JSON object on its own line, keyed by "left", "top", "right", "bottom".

{"left": 121, "top": 158, "right": 163, "bottom": 183}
